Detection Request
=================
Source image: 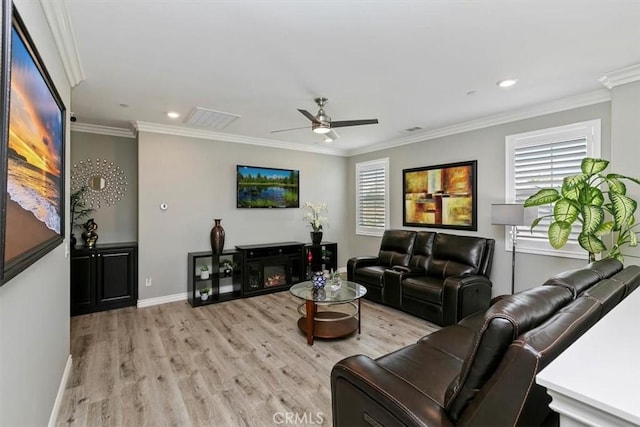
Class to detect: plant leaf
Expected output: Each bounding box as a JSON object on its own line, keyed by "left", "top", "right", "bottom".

{"left": 530, "top": 216, "right": 543, "bottom": 231}
{"left": 630, "top": 231, "right": 638, "bottom": 247}
{"left": 610, "top": 192, "right": 637, "bottom": 228}
{"left": 606, "top": 177, "right": 626, "bottom": 195}
{"left": 594, "top": 221, "right": 614, "bottom": 237}
{"left": 581, "top": 158, "right": 609, "bottom": 176}
{"left": 561, "top": 184, "right": 580, "bottom": 201}
{"left": 549, "top": 221, "right": 572, "bottom": 249}
{"left": 524, "top": 189, "right": 561, "bottom": 207}
{"left": 563, "top": 174, "right": 588, "bottom": 189}
{"left": 588, "top": 187, "right": 604, "bottom": 206}
{"left": 578, "top": 233, "right": 607, "bottom": 254}
{"left": 581, "top": 205, "right": 604, "bottom": 234}
{"left": 553, "top": 198, "right": 579, "bottom": 223}
{"left": 607, "top": 173, "right": 640, "bottom": 186}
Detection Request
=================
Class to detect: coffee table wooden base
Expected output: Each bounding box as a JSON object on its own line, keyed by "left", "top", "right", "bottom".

{"left": 297, "top": 300, "right": 361, "bottom": 345}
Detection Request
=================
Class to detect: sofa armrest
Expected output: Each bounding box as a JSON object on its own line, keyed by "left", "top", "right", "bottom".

{"left": 383, "top": 267, "right": 428, "bottom": 308}
{"left": 442, "top": 275, "right": 492, "bottom": 326}
{"left": 332, "top": 355, "right": 454, "bottom": 427}
{"left": 347, "top": 256, "right": 380, "bottom": 281}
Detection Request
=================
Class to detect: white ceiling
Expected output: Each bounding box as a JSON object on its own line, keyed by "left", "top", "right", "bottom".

{"left": 59, "top": 1, "right": 640, "bottom": 154}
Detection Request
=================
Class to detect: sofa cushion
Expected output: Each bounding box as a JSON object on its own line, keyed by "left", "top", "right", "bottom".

{"left": 407, "top": 231, "right": 437, "bottom": 271}
{"left": 353, "top": 265, "right": 386, "bottom": 288}
{"left": 445, "top": 285, "right": 573, "bottom": 421}
{"left": 377, "top": 230, "right": 416, "bottom": 267}
{"left": 402, "top": 276, "right": 444, "bottom": 303}
{"left": 427, "top": 234, "right": 487, "bottom": 278}
{"left": 586, "top": 258, "right": 623, "bottom": 279}
{"left": 543, "top": 268, "right": 602, "bottom": 298}
{"left": 610, "top": 265, "right": 640, "bottom": 297}
{"left": 376, "top": 340, "right": 466, "bottom": 406}
{"left": 582, "top": 278, "right": 626, "bottom": 316}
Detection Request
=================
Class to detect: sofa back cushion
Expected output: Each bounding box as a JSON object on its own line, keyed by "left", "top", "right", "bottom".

{"left": 445, "top": 285, "right": 573, "bottom": 421}
{"left": 543, "top": 268, "right": 602, "bottom": 298}
{"left": 586, "top": 258, "right": 623, "bottom": 279}
{"left": 377, "top": 229, "right": 416, "bottom": 267}
{"left": 427, "top": 234, "right": 492, "bottom": 278}
{"left": 610, "top": 265, "right": 640, "bottom": 297}
{"left": 407, "top": 231, "right": 437, "bottom": 271}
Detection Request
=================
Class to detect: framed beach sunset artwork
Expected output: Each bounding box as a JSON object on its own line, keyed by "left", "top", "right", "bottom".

{"left": 0, "top": 6, "right": 65, "bottom": 284}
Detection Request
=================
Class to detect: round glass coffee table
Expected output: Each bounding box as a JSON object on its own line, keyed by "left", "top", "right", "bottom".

{"left": 290, "top": 280, "right": 367, "bottom": 345}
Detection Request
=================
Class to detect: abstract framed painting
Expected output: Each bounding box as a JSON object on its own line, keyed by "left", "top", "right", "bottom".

{"left": 403, "top": 160, "right": 477, "bottom": 231}
{"left": 1, "top": 5, "right": 66, "bottom": 285}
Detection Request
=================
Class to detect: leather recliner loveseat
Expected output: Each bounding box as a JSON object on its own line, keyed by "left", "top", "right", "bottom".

{"left": 348, "top": 229, "right": 495, "bottom": 326}
{"left": 332, "top": 259, "right": 640, "bottom": 427}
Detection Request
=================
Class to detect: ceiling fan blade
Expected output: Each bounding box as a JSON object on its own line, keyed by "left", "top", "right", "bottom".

{"left": 331, "top": 119, "right": 379, "bottom": 128}
{"left": 298, "top": 109, "right": 320, "bottom": 124}
{"left": 270, "top": 126, "right": 310, "bottom": 133}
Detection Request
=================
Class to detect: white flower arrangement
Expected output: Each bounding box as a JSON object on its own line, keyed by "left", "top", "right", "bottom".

{"left": 303, "top": 201, "right": 328, "bottom": 232}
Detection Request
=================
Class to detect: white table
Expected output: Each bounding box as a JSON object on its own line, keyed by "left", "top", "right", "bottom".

{"left": 536, "top": 288, "right": 640, "bottom": 426}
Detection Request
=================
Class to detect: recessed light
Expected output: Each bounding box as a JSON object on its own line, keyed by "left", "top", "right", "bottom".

{"left": 167, "top": 111, "right": 180, "bottom": 119}
{"left": 497, "top": 79, "right": 518, "bottom": 88}
{"left": 323, "top": 136, "right": 333, "bottom": 143}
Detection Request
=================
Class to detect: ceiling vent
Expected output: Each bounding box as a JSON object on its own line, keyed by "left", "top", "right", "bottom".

{"left": 184, "top": 107, "right": 240, "bottom": 130}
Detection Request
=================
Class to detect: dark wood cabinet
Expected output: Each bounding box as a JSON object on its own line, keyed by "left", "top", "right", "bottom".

{"left": 71, "top": 243, "right": 138, "bottom": 316}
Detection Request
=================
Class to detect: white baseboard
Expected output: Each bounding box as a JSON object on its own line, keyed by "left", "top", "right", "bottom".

{"left": 48, "top": 355, "right": 72, "bottom": 427}
{"left": 137, "top": 292, "right": 188, "bottom": 308}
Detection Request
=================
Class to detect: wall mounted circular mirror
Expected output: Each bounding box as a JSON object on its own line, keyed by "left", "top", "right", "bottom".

{"left": 71, "top": 158, "right": 128, "bottom": 208}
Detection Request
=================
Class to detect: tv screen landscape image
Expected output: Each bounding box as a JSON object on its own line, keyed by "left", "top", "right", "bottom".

{"left": 237, "top": 165, "right": 299, "bottom": 208}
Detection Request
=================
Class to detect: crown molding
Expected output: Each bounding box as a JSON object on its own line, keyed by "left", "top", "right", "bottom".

{"left": 132, "top": 122, "right": 347, "bottom": 156}
{"left": 40, "top": 0, "right": 85, "bottom": 87}
{"left": 71, "top": 123, "right": 136, "bottom": 138}
{"left": 346, "top": 89, "right": 611, "bottom": 156}
{"left": 599, "top": 64, "right": 640, "bottom": 89}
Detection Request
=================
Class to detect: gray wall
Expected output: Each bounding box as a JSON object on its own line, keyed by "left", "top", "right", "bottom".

{"left": 611, "top": 80, "right": 640, "bottom": 262}
{"left": 0, "top": 1, "right": 71, "bottom": 425}
{"left": 138, "top": 132, "right": 348, "bottom": 300}
{"left": 70, "top": 131, "right": 138, "bottom": 243}
{"left": 347, "top": 103, "right": 612, "bottom": 296}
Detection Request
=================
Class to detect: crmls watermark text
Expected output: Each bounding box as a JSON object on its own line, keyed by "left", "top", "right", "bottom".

{"left": 272, "top": 412, "right": 325, "bottom": 425}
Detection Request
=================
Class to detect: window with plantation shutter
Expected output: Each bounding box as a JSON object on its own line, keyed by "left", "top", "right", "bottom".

{"left": 356, "top": 158, "right": 389, "bottom": 236}
{"left": 506, "top": 120, "right": 601, "bottom": 258}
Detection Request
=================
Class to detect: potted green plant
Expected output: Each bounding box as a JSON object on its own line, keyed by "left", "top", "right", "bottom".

{"left": 200, "top": 265, "right": 210, "bottom": 280}
{"left": 524, "top": 157, "right": 640, "bottom": 262}
{"left": 70, "top": 186, "right": 94, "bottom": 248}
{"left": 200, "top": 287, "right": 211, "bottom": 301}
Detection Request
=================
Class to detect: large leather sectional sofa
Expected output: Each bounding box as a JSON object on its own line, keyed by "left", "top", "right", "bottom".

{"left": 347, "top": 229, "right": 495, "bottom": 326}
{"left": 332, "top": 259, "right": 640, "bottom": 426}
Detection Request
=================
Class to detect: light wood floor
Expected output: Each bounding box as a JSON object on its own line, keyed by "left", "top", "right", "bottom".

{"left": 57, "top": 292, "right": 439, "bottom": 426}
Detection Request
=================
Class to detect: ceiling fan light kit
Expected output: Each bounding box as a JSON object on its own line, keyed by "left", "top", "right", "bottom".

{"left": 271, "top": 97, "right": 379, "bottom": 138}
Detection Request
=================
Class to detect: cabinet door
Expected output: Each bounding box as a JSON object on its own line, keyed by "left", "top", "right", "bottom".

{"left": 96, "top": 248, "right": 136, "bottom": 306}
{"left": 70, "top": 253, "right": 95, "bottom": 315}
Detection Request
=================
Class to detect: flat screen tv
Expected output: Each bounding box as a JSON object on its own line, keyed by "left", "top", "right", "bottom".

{"left": 237, "top": 165, "right": 299, "bottom": 208}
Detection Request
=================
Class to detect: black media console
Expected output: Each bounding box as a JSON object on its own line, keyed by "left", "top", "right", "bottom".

{"left": 187, "top": 241, "right": 338, "bottom": 307}
{"left": 236, "top": 242, "right": 304, "bottom": 297}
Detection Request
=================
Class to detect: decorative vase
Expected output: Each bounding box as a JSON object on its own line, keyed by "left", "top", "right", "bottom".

{"left": 310, "top": 231, "right": 323, "bottom": 245}
{"left": 70, "top": 234, "right": 77, "bottom": 249}
{"left": 200, "top": 270, "right": 210, "bottom": 280}
{"left": 311, "top": 271, "right": 326, "bottom": 289}
{"left": 210, "top": 219, "right": 225, "bottom": 254}
{"left": 223, "top": 266, "right": 233, "bottom": 277}
{"left": 200, "top": 292, "right": 209, "bottom": 301}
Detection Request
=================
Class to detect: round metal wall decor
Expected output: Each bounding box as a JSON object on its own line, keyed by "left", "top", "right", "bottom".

{"left": 71, "top": 158, "right": 128, "bottom": 208}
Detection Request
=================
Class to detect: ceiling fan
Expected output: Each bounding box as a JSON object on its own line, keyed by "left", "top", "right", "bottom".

{"left": 271, "top": 97, "right": 379, "bottom": 140}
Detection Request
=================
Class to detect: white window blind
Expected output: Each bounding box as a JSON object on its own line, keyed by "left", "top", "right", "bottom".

{"left": 506, "top": 120, "right": 601, "bottom": 258}
{"left": 356, "top": 158, "right": 389, "bottom": 236}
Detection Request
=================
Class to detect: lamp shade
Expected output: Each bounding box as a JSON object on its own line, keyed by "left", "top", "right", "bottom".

{"left": 491, "top": 204, "right": 525, "bottom": 226}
